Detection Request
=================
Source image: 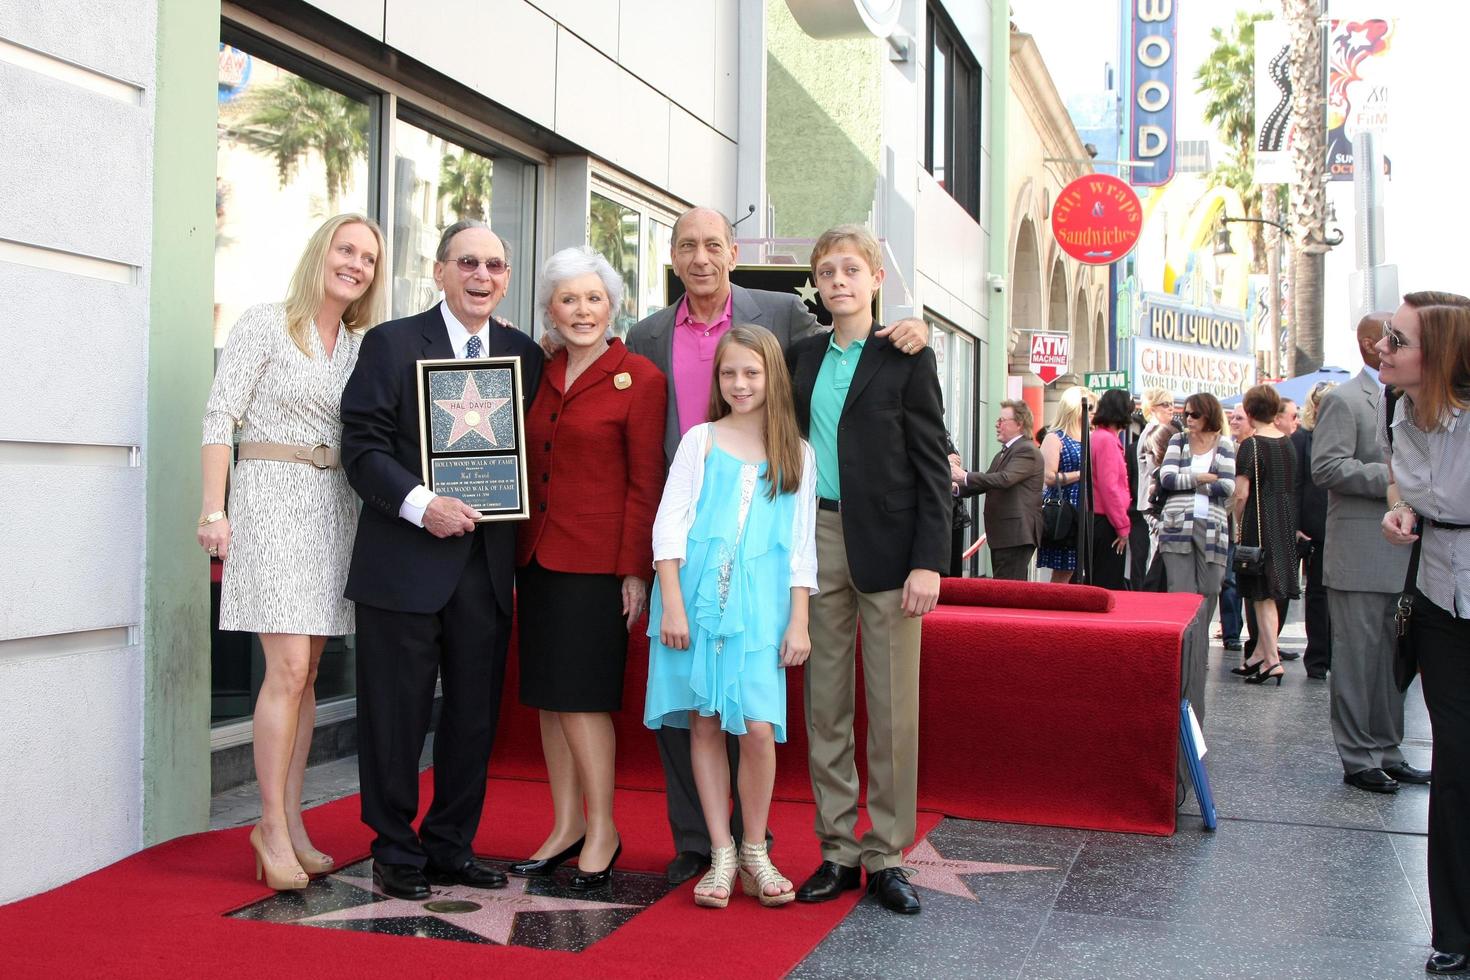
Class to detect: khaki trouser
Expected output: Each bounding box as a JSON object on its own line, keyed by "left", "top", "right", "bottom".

{"left": 805, "top": 509, "right": 922, "bottom": 872}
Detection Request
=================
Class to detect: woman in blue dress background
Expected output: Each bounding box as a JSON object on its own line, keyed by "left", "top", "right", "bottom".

{"left": 1038, "top": 386, "right": 1092, "bottom": 583}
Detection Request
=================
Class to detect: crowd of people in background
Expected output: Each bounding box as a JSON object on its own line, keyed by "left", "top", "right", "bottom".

{"left": 198, "top": 206, "right": 1469, "bottom": 971}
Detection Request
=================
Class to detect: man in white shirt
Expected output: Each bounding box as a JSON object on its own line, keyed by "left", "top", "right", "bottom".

{"left": 341, "top": 220, "right": 543, "bottom": 898}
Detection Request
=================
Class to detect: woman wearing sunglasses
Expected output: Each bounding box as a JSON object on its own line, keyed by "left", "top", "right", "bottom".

{"left": 1379, "top": 291, "right": 1470, "bottom": 976}
{"left": 1156, "top": 393, "right": 1235, "bottom": 646}
{"left": 1230, "top": 384, "right": 1298, "bottom": 685}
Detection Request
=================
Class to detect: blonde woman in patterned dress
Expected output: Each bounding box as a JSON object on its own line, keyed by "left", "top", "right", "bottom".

{"left": 198, "top": 214, "right": 386, "bottom": 890}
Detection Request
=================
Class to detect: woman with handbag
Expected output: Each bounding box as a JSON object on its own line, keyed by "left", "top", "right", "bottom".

{"left": 1230, "top": 384, "right": 1299, "bottom": 685}
{"left": 1157, "top": 393, "right": 1235, "bottom": 633}
{"left": 1379, "top": 291, "right": 1470, "bottom": 976}
{"left": 1038, "top": 386, "right": 1092, "bottom": 583}
{"left": 1087, "top": 388, "right": 1137, "bottom": 590}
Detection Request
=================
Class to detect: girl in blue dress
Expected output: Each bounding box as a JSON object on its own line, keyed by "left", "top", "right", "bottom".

{"left": 645, "top": 325, "right": 818, "bottom": 909}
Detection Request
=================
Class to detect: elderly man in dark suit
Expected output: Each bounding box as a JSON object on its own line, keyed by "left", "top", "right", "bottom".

{"left": 1312, "top": 313, "right": 1429, "bottom": 794}
{"left": 951, "top": 399, "right": 1044, "bottom": 580}
{"left": 341, "top": 220, "right": 543, "bottom": 898}
{"left": 626, "top": 206, "right": 930, "bottom": 883}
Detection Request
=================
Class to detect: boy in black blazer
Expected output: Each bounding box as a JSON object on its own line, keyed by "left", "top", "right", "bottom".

{"left": 785, "top": 225, "right": 950, "bottom": 914}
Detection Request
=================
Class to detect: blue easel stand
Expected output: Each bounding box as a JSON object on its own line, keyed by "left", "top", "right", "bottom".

{"left": 1180, "top": 698, "right": 1217, "bottom": 831}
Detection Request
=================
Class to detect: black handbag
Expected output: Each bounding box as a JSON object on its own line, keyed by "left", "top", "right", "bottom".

{"left": 1041, "top": 491, "right": 1076, "bottom": 546}
{"left": 1392, "top": 536, "right": 1421, "bottom": 693}
{"left": 1232, "top": 443, "right": 1265, "bottom": 576}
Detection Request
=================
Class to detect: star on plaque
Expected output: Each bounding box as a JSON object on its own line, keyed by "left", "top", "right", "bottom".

{"left": 434, "top": 372, "right": 511, "bottom": 448}
{"left": 902, "top": 839, "right": 1054, "bottom": 902}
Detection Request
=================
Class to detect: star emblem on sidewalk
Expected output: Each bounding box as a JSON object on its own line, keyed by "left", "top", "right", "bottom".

{"left": 300, "top": 866, "right": 640, "bottom": 945}
{"left": 434, "top": 371, "right": 510, "bottom": 448}
{"left": 903, "top": 839, "right": 1054, "bottom": 902}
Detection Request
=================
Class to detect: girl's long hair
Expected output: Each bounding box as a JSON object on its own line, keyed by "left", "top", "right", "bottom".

{"left": 283, "top": 213, "right": 387, "bottom": 356}
{"left": 707, "top": 324, "right": 804, "bottom": 500}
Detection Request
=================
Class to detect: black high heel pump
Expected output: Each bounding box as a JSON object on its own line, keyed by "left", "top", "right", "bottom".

{"left": 1245, "top": 663, "right": 1285, "bottom": 685}
{"left": 569, "top": 840, "right": 622, "bottom": 891}
{"left": 508, "top": 837, "right": 584, "bottom": 877}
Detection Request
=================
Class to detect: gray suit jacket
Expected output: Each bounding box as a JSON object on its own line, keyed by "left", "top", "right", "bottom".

{"left": 626, "top": 283, "right": 822, "bottom": 463}
{"left": 958, "top": 437, "right": 1045, "bottom": 549}
{"left": 1310, "top": 367, "right": 1410, "bottom": 592}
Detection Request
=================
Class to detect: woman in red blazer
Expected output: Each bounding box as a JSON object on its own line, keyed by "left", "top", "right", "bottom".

{"left": 511, "top": 246, "right": 666, "bottom": 890}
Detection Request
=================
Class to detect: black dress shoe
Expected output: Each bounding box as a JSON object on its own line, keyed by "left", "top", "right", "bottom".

{"left": 1344, "top": 768, "right": 1400, "bottom": 794}
{"left": 1223, "top": 638, "right": 1243, "bottom": 652}
{"left": 373, "top": 861, "right": 430, "bottom": 899}
{"left": 426, "top": 858, "right": 508, "bottom": 889}
{"left": 1280, "top": 650, "right": 1301, "bottom": 661}
{"left": 1306, "top": 669, "right": 1327, "bottom": 680}
{"left": 1427, "top": 951, "right": 1470, "bottom": 974}
{"left": 1385, "top": 762, "right": 1432, "bottom": 784}
{"left": 867, "top": 867, "right": 921, "bottom": 915}
{"left": 509, "top": 837, "right": 584, "bottom": 877}
{"left": 569, "top": 842, "right": 622, "bottom": 891}
{"left": 795, "top": 861, "right": 862, "bottom": 903}
{"left": 666, "top": 850, "right": 709, "bottom": 885}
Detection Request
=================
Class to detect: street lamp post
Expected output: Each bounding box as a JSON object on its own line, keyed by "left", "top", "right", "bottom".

{"left": 1215, "top": 214, "right": 1291, "bottom": 379}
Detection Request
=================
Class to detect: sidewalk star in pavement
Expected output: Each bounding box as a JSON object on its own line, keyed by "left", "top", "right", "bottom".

{"left": 903, "top": 839, "right": 1053, "bottom": 901}
{"left": 300, "top": 866, "right": 639, "bottom": 945}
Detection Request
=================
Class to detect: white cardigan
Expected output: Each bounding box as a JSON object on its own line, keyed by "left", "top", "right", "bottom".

{"left": 650, "top": 422, "right": 819, "bottom": 593}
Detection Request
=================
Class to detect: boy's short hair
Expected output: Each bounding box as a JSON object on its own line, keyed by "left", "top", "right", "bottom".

{"left": 810, "top": 224, "right": 883, "bottom": 276}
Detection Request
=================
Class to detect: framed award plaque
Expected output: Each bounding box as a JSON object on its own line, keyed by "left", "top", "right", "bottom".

{"left": 415, "top": 356, "right": 530, "bottom": 522}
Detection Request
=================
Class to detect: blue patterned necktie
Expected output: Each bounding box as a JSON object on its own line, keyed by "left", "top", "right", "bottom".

{"left": 465, "top": 334, "right": 482, "bottom": 359}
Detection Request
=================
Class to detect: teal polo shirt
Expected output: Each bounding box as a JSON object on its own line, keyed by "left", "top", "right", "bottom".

{"left": 810, "top": 333, "right": 865, "bottom": 500}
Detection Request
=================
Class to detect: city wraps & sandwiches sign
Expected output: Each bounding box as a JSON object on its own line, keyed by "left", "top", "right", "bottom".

{"left": 1134, "top": 293, "right": 1252, "bottom": 399}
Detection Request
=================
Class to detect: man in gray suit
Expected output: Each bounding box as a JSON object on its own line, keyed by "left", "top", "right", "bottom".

{"left": 627, "top": 206, "right": 929, "bottom": 882}
{"left": 951, "top": 399, "right": 1044, "bottom": 580}
{"left": 1311, "top": 314, "right": 1431, "bottom": 794}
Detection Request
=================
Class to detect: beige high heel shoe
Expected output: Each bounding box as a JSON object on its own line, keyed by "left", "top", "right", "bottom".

{"left": 693, "top": 843, "right": 738, "bottom": 908}
{"left": 249, "top": 824, "right": 309, "bottom": 891}
{"left": 293, "top": 846, "right": 334, "bottom": 876}
{"left": 738, "top": 839, "right": 795, "bottom": 907}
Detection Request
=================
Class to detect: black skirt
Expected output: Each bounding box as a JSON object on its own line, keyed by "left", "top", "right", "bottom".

{"left": 516, "top": 559, "right": 628, "bottom": 712}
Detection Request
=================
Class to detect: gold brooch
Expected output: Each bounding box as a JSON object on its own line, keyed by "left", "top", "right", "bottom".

{"left": 614, "top": 372, "right": 633, "bottom": 390}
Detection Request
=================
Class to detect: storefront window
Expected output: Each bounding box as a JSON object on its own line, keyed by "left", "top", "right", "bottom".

{"left": 589, "top": 186, "right": 678, "bottom": 336}
{"left": 214, "top": 46, "right": 372, "bottom": 349}
{"left": 927, "top": 316, "right": 977, "bottom": 464}
{"left": 391, "top": 115, "right": 535, "bottom": 329}
{"left": 589, "top": 192, "right": 641, "bottom": 336}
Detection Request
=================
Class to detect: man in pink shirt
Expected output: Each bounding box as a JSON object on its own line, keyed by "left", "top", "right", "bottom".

{"left": 626, "top": 206, "right": 930, "bottom": 883}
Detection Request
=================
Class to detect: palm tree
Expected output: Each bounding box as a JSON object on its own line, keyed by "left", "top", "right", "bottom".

{"left": 1284, "top": 0, "right": 1329, "bottom": 375}
{"left": 1195, "top": 10, "right": 1271, "bottom": 269}
{"left": 438, "top": 151, "right": 494, "bottom": 223}
{"left": 230, "top": 76, "right": 368, "bottom": 213}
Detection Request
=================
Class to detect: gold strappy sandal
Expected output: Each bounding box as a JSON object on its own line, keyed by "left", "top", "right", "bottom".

{"left": 738, "top": 839, "right": 795, "bottom": 907}
{"left": 694, "top": 843, "right": 738, "bottom": 908}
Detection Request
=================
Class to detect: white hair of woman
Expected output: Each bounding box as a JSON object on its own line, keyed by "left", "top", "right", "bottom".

{"left": 536, "top": 246, "right": 624, "bottom": 340}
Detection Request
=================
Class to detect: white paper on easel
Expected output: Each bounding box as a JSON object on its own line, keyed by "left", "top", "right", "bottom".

{"left": 1188, "top": 704, "right": 1207, "bottom": 759}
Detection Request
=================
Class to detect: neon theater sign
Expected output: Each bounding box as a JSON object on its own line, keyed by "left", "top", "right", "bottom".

{"left": 1131, "top": 0, "right": 1178, "bottom": 187}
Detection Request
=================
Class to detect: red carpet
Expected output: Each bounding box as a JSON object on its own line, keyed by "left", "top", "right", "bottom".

{"left": 494, "top": 581, "right": 1199, "bottom": 836}
{"left": 0, "top": 773, "right": 939, "bottom": 978}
